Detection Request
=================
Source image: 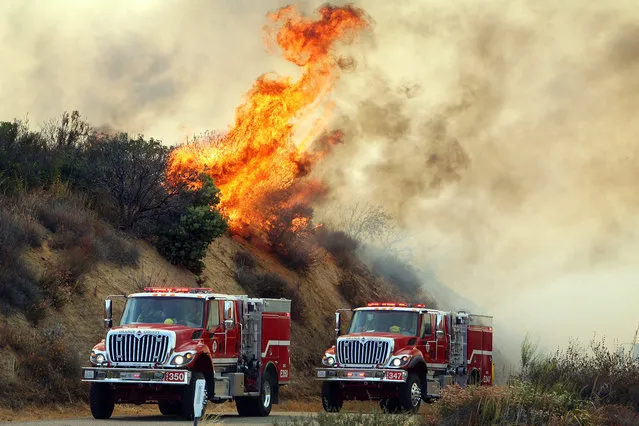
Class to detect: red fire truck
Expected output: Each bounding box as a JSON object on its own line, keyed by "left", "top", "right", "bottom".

{"left": 316, "top": 302, "right": 493, "bottom": 413}
{"left": 81, "top": 287, "right": 291, "bottom": 420}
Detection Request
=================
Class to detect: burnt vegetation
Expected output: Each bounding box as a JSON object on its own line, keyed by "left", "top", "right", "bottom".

{"left": 233, "top": 250, "right": 304, "bottom": 321}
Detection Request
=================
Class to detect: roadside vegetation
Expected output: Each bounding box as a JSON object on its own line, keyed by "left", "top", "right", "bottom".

{"left": 276, "top": 336, "right": 639, "bottom": 425}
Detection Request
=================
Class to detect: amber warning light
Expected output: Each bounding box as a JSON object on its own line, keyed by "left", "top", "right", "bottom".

{"left": 367, "top": 302, "right": 428, "bottom": 308}
{"left": 143, "top": 287, "right": 214, "bottom": 294}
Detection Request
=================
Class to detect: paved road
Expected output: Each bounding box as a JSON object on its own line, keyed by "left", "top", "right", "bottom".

{"left": 1, "top": 411, "right": 313, "bottom": 426}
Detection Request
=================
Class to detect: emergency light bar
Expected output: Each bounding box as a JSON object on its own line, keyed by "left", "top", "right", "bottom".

{"left": 367, "top": 302, "right": 428, "bottom": 308}
{"left": 143, "top": 287, "right": 214, "bottom": 294}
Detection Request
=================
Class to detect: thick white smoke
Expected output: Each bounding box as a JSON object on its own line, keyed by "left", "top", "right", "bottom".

{"left": 3, "top": 0, "right": 638, "bottom": 359}
{"left": 319, "top": 0, "right": 639, "bottom": 355}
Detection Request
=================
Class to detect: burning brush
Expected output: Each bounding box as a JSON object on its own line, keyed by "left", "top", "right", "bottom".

{"left": 166, "top": 4, "right": 370, "bottom": 245}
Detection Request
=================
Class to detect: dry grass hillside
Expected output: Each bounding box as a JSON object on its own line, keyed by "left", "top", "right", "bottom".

{"left": 0, "top": 188, "right": 419, "bottom": 410}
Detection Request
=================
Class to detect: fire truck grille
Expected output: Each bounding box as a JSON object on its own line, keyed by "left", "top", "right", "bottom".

{"left": 107, "top": 332, "right": 172, "bottom": 364}
{"left": 336, "top": 338, "right": 392, "bottom": 366}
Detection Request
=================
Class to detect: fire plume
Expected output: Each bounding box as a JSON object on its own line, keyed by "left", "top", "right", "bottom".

{"left": 166, "top": 4, "right": 369, "bottom": 238}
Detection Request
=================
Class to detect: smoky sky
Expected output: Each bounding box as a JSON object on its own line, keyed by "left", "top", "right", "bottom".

{"left": 0, "top": 0, "right": 300, "bottom": 143}
{"left": 318, "top": 0, "right": 639, "bottom": 352}
{"left": 3, "top": 0, "right": 639, "bottom": 353}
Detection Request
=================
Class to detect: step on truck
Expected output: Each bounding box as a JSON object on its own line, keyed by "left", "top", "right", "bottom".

{"left": 82, "top": 287, "right": 291, "bottom": 420}
{"left": 316, "top": 302, "right": 494, "bottom": 413}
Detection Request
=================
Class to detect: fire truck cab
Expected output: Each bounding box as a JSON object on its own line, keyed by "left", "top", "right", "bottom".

{"left": 316, "top": 302, "right": 493, "bottom": 413}
{"left": 82, "top": 287, "right": 291, "bottom": 420}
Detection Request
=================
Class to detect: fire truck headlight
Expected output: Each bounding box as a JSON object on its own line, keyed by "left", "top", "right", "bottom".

{"left": 389, "top": 355, "right": 412, "bottom": 368}
{"left": 171, "top": 352, "right": 196, "bottom": 366}
{"left": 322, "top": 355, "right": 336, "bottom": 367}
{"left": 90, "top": 350, "right": 107, "bottom": 365}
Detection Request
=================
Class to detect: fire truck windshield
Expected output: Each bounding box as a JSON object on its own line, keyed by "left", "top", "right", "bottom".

{"left": 120, "top": 297, "right": 205, "bottom": 327}
{"left": 348, "top": 310, "right": 419, "bottom": 336}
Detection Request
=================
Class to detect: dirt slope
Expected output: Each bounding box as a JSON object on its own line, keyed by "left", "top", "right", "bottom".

{"left": 2, "top": 227, "right": 402, "bottom": 402}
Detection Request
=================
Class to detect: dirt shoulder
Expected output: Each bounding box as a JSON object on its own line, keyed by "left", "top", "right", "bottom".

{"left": 0, "top": 399, "right": 324, "bottom": 423}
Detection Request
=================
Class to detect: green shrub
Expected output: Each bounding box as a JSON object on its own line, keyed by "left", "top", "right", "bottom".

{"left": 156, "top": 175, "right": 227, "bottom": 274}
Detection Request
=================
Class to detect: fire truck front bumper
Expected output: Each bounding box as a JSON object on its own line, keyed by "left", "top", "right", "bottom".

{"left": 82, "top": 367, "right": 191, "bottom": 385}
{"left": 316, "top": 368, "right": 408, "bottom": 383}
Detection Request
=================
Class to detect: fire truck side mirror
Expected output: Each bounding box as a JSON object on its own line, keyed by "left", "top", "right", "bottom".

{"left": 224, "top": 319, "right": 235, "bottom": 330}
{"left": 335, "top": 312, "right": 341, "bottom": 337}
{"left": 104, "top": 299, "right": 113, "bottom": 329}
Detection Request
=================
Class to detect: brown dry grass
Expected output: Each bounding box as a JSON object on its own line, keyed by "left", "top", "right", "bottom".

{"left": 1, "top": 195, "right": 418, "bottom": 416}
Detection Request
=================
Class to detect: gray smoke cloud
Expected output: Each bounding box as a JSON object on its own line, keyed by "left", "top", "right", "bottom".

{"left": 318, "top": 0, "right": 639, "bottom": 353}
{"left": 0, "top": 0, "right": 299, "bottom": 143}
{"left": 3, "top": 0, "right": 638, "bottom": 357}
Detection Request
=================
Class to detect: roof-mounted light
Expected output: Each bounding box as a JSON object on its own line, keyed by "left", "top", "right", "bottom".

{"left": 366, "top": 302, "right": 428, "bottom": 308}
{"left": 143, "top": 287, "right": 214, "bottom": 294}
{"left": 367, "top": 302, "right": 407, "bottom": 307}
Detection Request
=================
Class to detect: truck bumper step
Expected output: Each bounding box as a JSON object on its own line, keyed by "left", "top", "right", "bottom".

{"left": 81, "top": 367, "right": 191, "bottom": 385}
{"left": 315, "top": 368, "right": 407, "bottom": 383}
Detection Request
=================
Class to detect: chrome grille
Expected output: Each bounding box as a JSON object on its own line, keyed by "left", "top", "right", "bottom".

{"left": 107, "top": 330, "right": 172, "bottom": 364}
{"left": 336, "top": 337, "right": 393, "bottom": 366}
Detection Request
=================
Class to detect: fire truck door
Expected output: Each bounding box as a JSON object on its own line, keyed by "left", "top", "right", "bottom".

{"left": 434, "top": 313, "right": 448, "bottom": 365}
{"left": 221, "top": 300, "right": 240, "bottom": 358}
{"left": 206, "top": 299, "right": 223, "bottom": 357}
{"left": 417, "top": 312, "right": 435, "bottom": 362}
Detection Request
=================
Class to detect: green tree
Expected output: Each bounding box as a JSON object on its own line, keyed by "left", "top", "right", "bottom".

{"left": 0, "top": 120, "right": 51, "bottom": 195}
{"left": 79, "top": 132, "right": 172, "bottom": 230}
{"left": 156, "top": 175, "right": 228, "bottom": 274}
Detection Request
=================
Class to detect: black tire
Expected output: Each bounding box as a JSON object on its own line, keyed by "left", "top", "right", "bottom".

{"left": 235, "top": 370, "right": 275, "bottom": 417}
{"left": 468, "top": 370, "right": 481, "bottom": 386}
{"left": 89, "top": 383, "right": 115, "bottom": 420}
{"left": 181, "top": 371, "right": 208, "bottom": 420}
{"left": 321, "top": 381, "right": 343, "bottom": 413}
{"left": 379, "top": 397, "right": 399, "bottom": 413}
{"left": 158, "top": 400, "right": 181, "bottom": 416}
{"left": 398, "top": 373, "right": 422, "bottom": 413}
{"left": 235, "top": 396, "right": 257, "bottom": 417}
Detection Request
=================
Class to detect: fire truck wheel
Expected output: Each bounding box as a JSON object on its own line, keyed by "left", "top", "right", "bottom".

{"left": 158, "top": 400, "right": 181, "bottom": 416}
{"left": 89, "top": 383, "right": 114, "bottom": 420}
{"left": 235, "top": 370, "right": 275, "bottom": 417}
{"left": 398, "top": 373, "right": 422, "bottom": 413}
{"left": 321, "top": 382, "right": 343, "bottom": 413}
{"left": 468, "top": 370, "right": 481, "bottom": 386}
{"left": 181, "top": 371, "right": 207, "bottom": 420}
{"left": 379, "top": 398, "right": 400, "bottom": 413}
{"left": 256, "top": 371, "right": 275, "bottom": 416}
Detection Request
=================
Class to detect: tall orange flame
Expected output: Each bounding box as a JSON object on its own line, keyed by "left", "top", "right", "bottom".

{"left": 166, "top": 4, "right": 369, "bottom": 238}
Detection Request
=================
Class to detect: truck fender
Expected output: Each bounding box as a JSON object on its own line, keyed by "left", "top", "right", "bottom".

{"left": 262, "top": 361, "right": 279, "bottom": 404}
{"left": 191, "top": 353, "right": 215, "bottom": 396}
{"left": 407, "top": 356, "right": 427, "bottom": 383}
